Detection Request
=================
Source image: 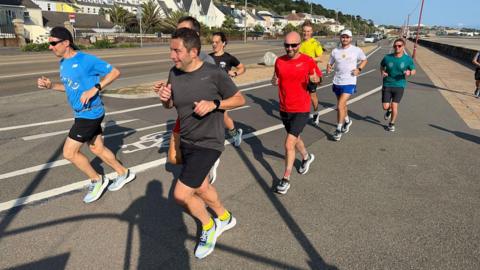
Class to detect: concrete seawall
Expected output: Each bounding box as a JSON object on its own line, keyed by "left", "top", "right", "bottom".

{"left": 412, "top": 38, "right": 477, "bottom": 67}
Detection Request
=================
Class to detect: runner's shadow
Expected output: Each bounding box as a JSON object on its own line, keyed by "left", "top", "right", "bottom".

{"left": 6, "top": 252, "right": 70, "bottom": 270}
{"left": 409, "top": 81, "right": 475, "bottom": 97}
{"left": 120, "top": 180, "right": 190, "bottom": 269}
{"left": 245, "top": 93, "right": 281, "bottom": 121}
{"left": 429, "top": 124, "right": 480, "bottom": 144}
{"left": 91, "top": 119, "right": 135, "bottom": 175}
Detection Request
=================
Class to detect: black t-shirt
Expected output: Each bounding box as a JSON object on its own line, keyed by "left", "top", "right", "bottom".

{"left": 209, "top": 52, "right": 240, "bottom": 72}
{"left": 169, "top": 62, "right": 238, "bottom": 151}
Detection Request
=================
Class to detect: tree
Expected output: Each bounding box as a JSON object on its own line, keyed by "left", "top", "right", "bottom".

{"left": 222, "top": 15, "right": 236, "bottom": 30}
{"left": 158, "top": 10, "right": 188, "bottom": 34}
{"left": 141, "top": 0, "right": 162, "bottom": 34}
{"left": 253, "top": 24, "right": 265, "bottom": 33}
{"left": 282, "top": 23, "right": 298, "bottom": 34}
{"left": 107, "top": 4, "right": 136, "bottom": 32}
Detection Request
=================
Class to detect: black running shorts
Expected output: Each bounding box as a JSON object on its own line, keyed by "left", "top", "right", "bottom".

{"left": 382, "top": 86, "right": 405, "bottom": 103}
{"left": 280, "top": 111, "right": 309, "bottom": 138}
{"left": 68, "top": 116, "right": 104, "bottom": 143}
{"left": 475, "top": 68, "right": 480, "bottom": 81}
{"left": 179, "top": 142, "right": 221, "bottom": 188}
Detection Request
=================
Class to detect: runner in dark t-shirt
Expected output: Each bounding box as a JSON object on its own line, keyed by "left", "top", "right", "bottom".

{"left": 156, "top": 28, "right": 245, "bottom": 259}
{"left": 209, "top": 32, "right": 246, "bottom": 148}
{"left": 473, "top": 51, "right": 480, "bottom": 98}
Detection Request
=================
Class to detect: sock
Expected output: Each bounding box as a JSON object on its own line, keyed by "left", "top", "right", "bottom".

{"left": 228, "top": 128, "right": 238, "bottom": 137}
{"left": 336, "top": 123, "right": 343, "bottom": 131}
{"left": 344, "top": 116, "right": 350, "bottom": 123}
{"left": 302, "top": 152, "right": 309, "bottom": 160}
{"left": 219, "top": 210, "right": 231, "bottom": 221}
{"left": 202, "top": 218, "right": 214, "bottom": 231}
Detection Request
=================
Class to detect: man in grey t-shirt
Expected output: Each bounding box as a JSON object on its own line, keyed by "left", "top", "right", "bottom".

{"left": 156, "top": 28, "right": 245, "bottom": 259}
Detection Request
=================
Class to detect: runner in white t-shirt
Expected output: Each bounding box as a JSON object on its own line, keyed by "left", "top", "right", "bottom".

{"left": 327, "top": 30, "right": 367, "bottom": 141}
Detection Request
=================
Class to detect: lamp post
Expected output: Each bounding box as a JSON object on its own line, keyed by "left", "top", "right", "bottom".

{"left": 412, "top": 0, "right": 425, "bottom": 59}
{"left": 244, "top": 0, "right": 247, "bottom": 43}
{"left": 136, "top": 6, "right": 143, "bottom": 48}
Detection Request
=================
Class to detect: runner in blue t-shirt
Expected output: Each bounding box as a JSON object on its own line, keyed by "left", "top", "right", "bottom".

{"left": 380, "top": 38, "right": 416, "bottom": 132}
{"left": 37, "top": 27, "right": 135, "bottom": 203}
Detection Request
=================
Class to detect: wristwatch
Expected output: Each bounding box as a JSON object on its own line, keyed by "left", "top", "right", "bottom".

{"left": 213, "top": 99, "right": 221, "bottom": 110}
{"left": 94, "top": 83, "right": 102, "bottom": 92}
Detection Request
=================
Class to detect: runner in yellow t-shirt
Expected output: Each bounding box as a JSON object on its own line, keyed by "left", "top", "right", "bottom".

{"left": 299, "top": 21, "right": 323, "bottom": 122}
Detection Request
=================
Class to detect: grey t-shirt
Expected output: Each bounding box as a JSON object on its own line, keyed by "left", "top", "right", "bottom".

{"left": 169, "top": 62, "right": 238, "bottom": 151}
{"left": 199, "top": 51, "right": 215, "bottom": 64}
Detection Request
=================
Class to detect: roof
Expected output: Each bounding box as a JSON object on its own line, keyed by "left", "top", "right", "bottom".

{"left": 42, "top": 11, "right": 115, "bottom": 29}
{"left": 75, "top": 0, "right": 109, "bottom": 8}
{"left": 0, "top": 0, "right": 40, "bottom": 8}
{"left": 216, "top": 4, "right": 243, "bottom": 20}
{"left": 182, "top": 0, "right": 192, "bottom": 12}
{"left": 285, "top": 12, "right": 305, "bottom": 21}
{"left": 199, "top": 0, "right": 210, "bottom": 15}
{"left": 247, "top": 10, "right": 264, "bottom": 21}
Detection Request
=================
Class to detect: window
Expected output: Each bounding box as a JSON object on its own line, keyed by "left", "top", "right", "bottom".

{"left": 87, "top": 8, "right": 90, "bottom": 13}
{"left": 47, "top": 3, "right": 51, "bottom": 11}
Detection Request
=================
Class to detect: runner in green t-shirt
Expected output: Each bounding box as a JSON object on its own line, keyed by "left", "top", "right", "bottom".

{"left": 380, "top": 38, "right": 416, "bottom": 132}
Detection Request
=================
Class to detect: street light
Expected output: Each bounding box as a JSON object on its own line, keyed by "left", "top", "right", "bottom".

{"left": 412, "top": 0, "right": 425, "bottom": 59}
{"left": 244, "top": 0, "right": 247, "bottom": 44}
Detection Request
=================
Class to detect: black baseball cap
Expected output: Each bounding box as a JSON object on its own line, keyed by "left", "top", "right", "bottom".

{"left": 50, "top": 26, "right": 79, "bottom": 50}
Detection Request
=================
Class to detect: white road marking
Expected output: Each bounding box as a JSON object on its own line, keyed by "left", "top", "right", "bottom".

{"left": 0, "top": 86, "right": 382, "bottom": 212}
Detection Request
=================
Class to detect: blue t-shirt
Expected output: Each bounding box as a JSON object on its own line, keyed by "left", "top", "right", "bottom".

{"left": 381, "top": 53, "right": 415, "bottom": 88}
{"left": 59, "top": 51, "right": 113, "bottom": 119}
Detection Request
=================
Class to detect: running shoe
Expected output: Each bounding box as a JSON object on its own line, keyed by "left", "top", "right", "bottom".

{"left": 108, "top": 169, "right": 136, "bottom": 191}
{"left": 83, "top": 176, "right": 108, "bottom": 203}
{"left": 384, "top": 109, "right": 392, "bottom": 120}
{"left": 387, "top": 123, "right": 395, "bottom": 132}
{"left": 298, "top": 153, "right": 315, "bottom": 175}
{"left": 332, "top": 129, "right": 342, "bottom": 141}
{"left": 215, "top": 214, "right": 237, "bottom": 237}
{"left": 341, "top": 120, "right": 353, "bottom": 133}
{"left": 232, "top": 128, "right": 243, "bottom": 147}
{"left": 475, "top": 89, "right": 480, "bottom": 98}
{"left": 275, "top": 178, "right": 291, "bottom": 194}
{"left": 209, "top": 158, "right": 220, "bottom": 184}
{"left": 194, "top": 222, "right": 218, "bottom": 259}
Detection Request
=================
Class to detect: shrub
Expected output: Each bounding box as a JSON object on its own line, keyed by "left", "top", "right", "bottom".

{"left": 21, "top": 43, "right": 50, "bottom": 52}
{"left": 92, "top": 39, "right": 115, "bottom": 49}
{"left": 117, "top": 43, "right": 139, "bottom": 48}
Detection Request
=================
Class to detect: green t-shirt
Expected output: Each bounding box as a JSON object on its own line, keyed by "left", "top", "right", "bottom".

{"left": 381, "top": 53, "right": 415, "bottom": 88}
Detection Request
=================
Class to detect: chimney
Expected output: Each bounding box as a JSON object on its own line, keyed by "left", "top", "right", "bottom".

{"left": 252, "top": 8, "right": 256, "bottom": 15}
{"left": 292, "top": 10, "right": 296, "bottom": 14}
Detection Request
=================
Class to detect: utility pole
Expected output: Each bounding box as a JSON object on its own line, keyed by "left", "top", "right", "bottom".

{"left": 406, "top": 13, "right": 410, "bottom": 38}
{"left": 136, "top": 5, "right": 143, "bottom": 48}
{"left": 412, "top": 0, "right": 425, "bottom": 59}
{"left": 310, "top": 1, "right": 312, "bottom": 15}
{"left": 244, "top": 0, "right": 247, "bottom": 43}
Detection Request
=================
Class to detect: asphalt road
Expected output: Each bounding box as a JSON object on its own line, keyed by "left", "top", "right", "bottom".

{"left": 0, "top": 40, "right": 285, "bottom": 97}
{"left": 0, "top": 41, "right": 479, "bottom": 269}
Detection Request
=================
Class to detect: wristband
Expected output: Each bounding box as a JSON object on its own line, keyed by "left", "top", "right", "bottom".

{"left": 234, "top": 71, "right": 238, "bottom": 77}
{"left": 357, "top": 67, "right": 362, "bottom": 72}
{"left": 94, "top": 83, "right": 102, "bottom": 92}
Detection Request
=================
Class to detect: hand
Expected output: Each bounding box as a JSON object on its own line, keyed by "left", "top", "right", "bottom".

{"left": 352, "top": 68, "right": 361, "bottom": 76}
{"left": 382, "top": 71, "right": 389, "bottom": 78}
{"left": 326, "top": 65, "right": 332, "bottom": 74}
{"left": 153, "top": 80, "right": 166, "bottom": 94}
{"left": 404, "top": 70, "right": 411, "bottom": 76}
{"left": 228, "top": 70, "right": 236, "bottom": 78}
{"left": 80, "top": 88, "right": 98, "bottom": 105}
{"left": 271, "top": 75, "right": 278, "bottom": 86}
{"left": 309, "top": 69, "right": 320, "bottom": 84}
{"left": 156, "top": 83, "right": 172, "bottom": 102}
{"left": 193, "top": 100, "right": 216, "bottom": 117}
{"left": 37, "top": 76, "right": 52, "bottom": 89}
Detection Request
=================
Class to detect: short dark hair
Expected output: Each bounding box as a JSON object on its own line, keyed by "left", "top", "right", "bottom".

{"left": 212, "top": 31, "right": 227, "bottom": 45}
{"left": 302, "top": 20, "right": 313, "bottom": 29}
{"left": 393, "top": 38, "right": 405, "bottom": 45}
{"left": 172, "top": 28, "right": 201, "bottom": 55}
{"left": 177, "top": 16, "right": 201, "bottom": 34}
{"left": 50, "top": 26, "right": 79, "bottom": 50}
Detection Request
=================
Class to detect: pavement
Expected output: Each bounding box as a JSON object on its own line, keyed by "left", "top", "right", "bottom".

{"left": 0, "top": 41, "right": 479, "bottom": 270}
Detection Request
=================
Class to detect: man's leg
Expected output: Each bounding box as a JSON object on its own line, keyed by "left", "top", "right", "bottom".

{"left": 475, "top": 79, "right": 480, "bottom": 97}
{"left": 225, "top": 112, "right": 243, "bottom": 147}
{"left": 283, "top": 134, "right": 298, "bottom": 180}
{"left": 337, "top": 93, "right": 351, "bottom": 129}
{"left": 88, "top": 135, "right": 127, "bottom": 176}
{"left": 174, "top": 179, "right": 212, "bottom": 225}
{"left": 310, "top": 92, "right": 319, "bottom": 113}
{"left": 63, "top": 137, "right": 100, "bottom": 180}
{"left": 390, "top": 102, "right": 399, "bottom": 123}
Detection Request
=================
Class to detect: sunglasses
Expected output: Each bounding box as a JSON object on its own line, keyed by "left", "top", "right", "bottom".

{"left": 284, "top": 43, "right": 299, "bottom": 48}
{"left": 393, "top": 44, "right": 404, "bottom": 48}
{"left": 49, "top": 40, "right": 64, "bottom": 46}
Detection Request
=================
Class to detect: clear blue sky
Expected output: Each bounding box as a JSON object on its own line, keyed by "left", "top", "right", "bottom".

{"left": 313, "top": 0, "right": 479, "bottom": 28}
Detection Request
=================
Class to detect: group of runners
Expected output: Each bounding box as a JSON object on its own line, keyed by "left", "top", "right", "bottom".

{"left": 37, "top": 17, "right": 418, "bottom": 259}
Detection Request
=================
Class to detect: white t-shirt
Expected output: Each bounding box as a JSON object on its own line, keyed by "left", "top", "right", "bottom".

{"left": 329, "top": 45, "right": 367, "bottom": 85}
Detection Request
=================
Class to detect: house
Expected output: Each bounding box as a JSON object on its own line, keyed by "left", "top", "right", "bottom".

{"left": 216, "top": 4, "right": 244, "bottom": 29}
{"left": 285, "top": 10, "right": 305, "bottom": 27}
{"left": 0, "top": 0, "right": 29, "bottom": 33}
{"left": 31, "top": 0, "right": 76, "bottom": 13}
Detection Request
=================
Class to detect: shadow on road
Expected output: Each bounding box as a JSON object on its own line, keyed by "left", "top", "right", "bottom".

{"left": 430, "top": 124, "right": 480, "bottom": 144}
{"left": 409, "top": 81, "right": 475, "bottom": 97}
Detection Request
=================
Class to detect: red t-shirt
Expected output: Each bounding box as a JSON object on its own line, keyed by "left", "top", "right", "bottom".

{"left": 275, "top": 53, "right": 322, "bottom": 113}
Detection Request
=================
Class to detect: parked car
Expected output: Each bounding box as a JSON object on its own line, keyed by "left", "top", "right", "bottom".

{"left": 364, "top": 34, "right": 377, "bottom": 43}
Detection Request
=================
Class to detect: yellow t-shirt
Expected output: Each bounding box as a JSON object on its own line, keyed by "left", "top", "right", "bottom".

{"left": 299, "top": 38, "right": 323, "bottom": 59}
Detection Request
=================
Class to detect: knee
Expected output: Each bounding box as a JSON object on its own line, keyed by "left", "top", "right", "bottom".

{"left": 383, "top": 104, "right": 390, "bottom": 110}
{"left": 284, "top": 139, "right": 296, "bottom": 151}
{"left": 89, "top": 143, "right": 103, "bottom": 156}
{"left": 63, "top": 148, "right": 76, "bottom": 161}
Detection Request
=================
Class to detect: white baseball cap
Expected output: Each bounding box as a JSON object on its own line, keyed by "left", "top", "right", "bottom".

{"left": 340, "top": 29, "right": 352, "bottom": 37}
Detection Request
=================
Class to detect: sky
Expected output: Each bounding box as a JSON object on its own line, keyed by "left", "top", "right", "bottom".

{"left": 313, "top": 0, "right": 479, "bottom": 28}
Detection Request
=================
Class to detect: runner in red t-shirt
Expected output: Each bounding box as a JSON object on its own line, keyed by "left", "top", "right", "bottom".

{"left": 271, "top": 31, "right": 322, "bottom": 194}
